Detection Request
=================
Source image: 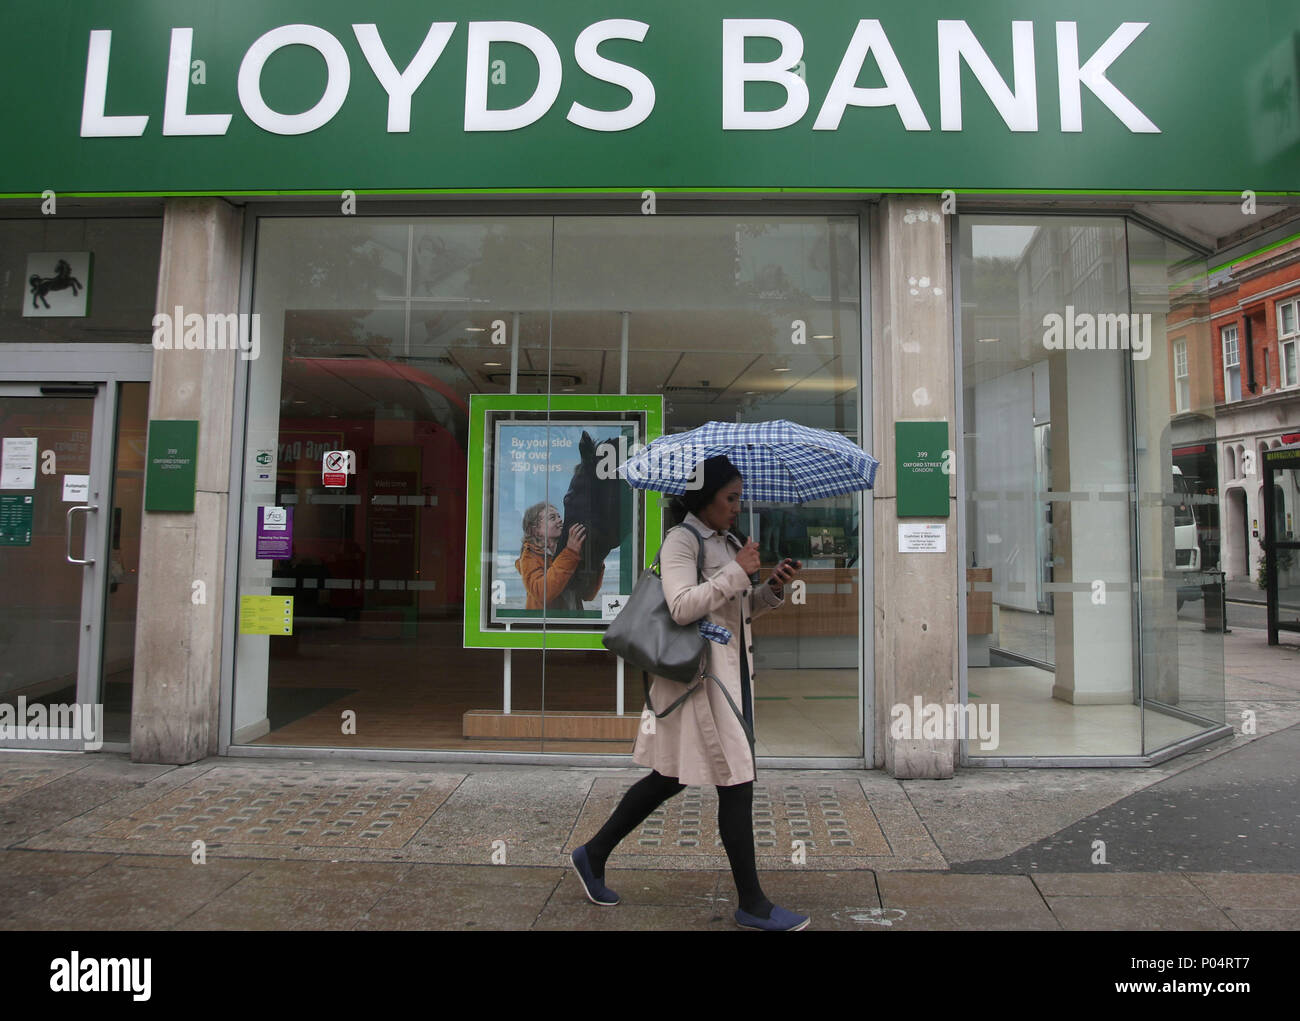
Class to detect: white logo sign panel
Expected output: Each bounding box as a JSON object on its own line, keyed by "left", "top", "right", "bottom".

{"left": 24, "top": 252, "right": 92, "bottom": 318}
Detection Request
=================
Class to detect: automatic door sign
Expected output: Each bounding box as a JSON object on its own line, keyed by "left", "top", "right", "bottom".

{"left": 322, "top": 449, "right": 354, "bottom": 488}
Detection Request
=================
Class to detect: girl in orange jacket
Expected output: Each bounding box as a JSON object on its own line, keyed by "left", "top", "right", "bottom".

{"left": 514, "top": 502, "right": 604, "bottom": 610}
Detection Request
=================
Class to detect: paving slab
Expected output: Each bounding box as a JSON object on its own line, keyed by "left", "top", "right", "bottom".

{"left": 3, "top": 859, "right": 250, "bottom": 931}
{"left": 358, "top": 880, "right": 557, "bottom": 931}
{"left": 864, "top": 905, "right": 1060, "bottom": 930}
{"left": 566, "top": 867, "right": 723, "bottom": 906}
{"left": 1220, "top": 908, "right": 1300, "bottom": 930}
{"left": 1182, "top": 872, "right": 1300, "bottom": 909}
{"left": 534, "top": 900, "right": 718, "bottom": 931}
{"left": 879, "top": 872, "right": 1044, "bottom": 909}
{"left": 1042, "top": 896, "right": 1238, "bottom": 931}
{"left": 1031, "top": 873, "right": 1204, "bottom": 898}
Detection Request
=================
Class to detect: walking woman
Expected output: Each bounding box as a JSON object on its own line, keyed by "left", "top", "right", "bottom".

{"left": 570, "top": 455, "right": 807, "bottom": 930}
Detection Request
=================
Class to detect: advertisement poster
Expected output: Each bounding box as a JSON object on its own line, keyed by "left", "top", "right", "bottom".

{"left": 463, "top": 394, "right": 663, "bottom": 650}
{"left": 490, "top": 419, "right": 637, "bottom": 628}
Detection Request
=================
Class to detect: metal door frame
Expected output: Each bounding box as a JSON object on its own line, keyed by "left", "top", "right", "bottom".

{"left": 0, "top": 344, "right": 152, "bottom": 750}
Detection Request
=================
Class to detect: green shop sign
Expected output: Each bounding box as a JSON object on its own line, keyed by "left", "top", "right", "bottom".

{"left": 895, "top": 421, "right": 950, "bottom": 518}
{"left": 2, "top": 0, "right": 1298, "bottom": 196}
{"left": 144, "top": 420, "right": 199, "bottom": 513}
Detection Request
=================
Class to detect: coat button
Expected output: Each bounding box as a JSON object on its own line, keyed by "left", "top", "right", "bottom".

{"left": 745, "top": 617, "right": 752, "bottom": 624}
{"left": 747, "top": 645, "right": 754, "bottom": 653}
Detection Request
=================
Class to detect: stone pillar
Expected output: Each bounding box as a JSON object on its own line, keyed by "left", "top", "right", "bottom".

{"left": 872, "top": 197, "right": 959, "bottom": 778}
{"left": 131, "top": 199, "right": 243, "bottom": 763}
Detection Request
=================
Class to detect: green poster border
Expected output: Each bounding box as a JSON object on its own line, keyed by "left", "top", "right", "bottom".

{"left": 463, "top": 393, "right": 663, "bottom": 650}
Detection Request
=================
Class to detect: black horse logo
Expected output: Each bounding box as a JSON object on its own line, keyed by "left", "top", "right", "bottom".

{"left": 560, "top": 431, "right": 629, "bottom": 595}
{"left": 30, "top": 259, "right": 82, "bottom": 309}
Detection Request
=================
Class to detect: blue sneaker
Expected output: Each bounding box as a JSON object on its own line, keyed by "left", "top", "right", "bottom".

{"left": 570, "top": 845, "right": 620, "bottom": 906}
{"left": 735, "top": 905, "right": 810, "bottom": 931}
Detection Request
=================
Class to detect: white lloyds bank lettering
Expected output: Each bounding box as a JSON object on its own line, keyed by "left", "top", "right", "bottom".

{"left": 163, "top": 28, "right": 232, "bottom": 135}
{"left": 81, "top": 30, "right": 148, "bottom": 137}
{"left": 353, "top": 22, "right": 456, "bottom": 133}
{"left": 464, "top": 22, "right": 563, "bottom": 131}
{"left": 721, "top": 20, "right": 810, "bottom": 130}
{"left": 79, "top": 17, "right": 1160, "bottom": 140}
{"left": 238, "top": 25, "right": 352, "bottom": 135}
{"left": 1057, "top": 22, "right": 1160, "bottom": 132}
{"left": 813, "top": 20, "right": 930, "bottom": 131}
{"left": 567, "top": 20, "right": 655, "bottom": 131}
{"left": 937, "top": 20, "right": 1038, "bottom": 131}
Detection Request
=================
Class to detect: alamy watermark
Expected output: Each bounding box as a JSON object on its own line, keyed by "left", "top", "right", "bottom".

{"left": 889, "top": 696, "right": 999, "bottom": 750}
{"left": 50, "top": 952, "right": 150, "bottom": 1000}
{"left": 151, "top": 305, "right": 261, "bottom": 360}
{"left": 0, "top": 696, "right": 103, "bottom": 750}
{"left": 594, "top": 437, "right": 705, "bottom": 490}
{"left": 1042, "top": 306, "right": 1152, "bottom": 361}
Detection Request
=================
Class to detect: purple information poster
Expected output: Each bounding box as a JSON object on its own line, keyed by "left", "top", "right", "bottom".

{"left": 256, "top": 505, "right": 293, "bottom": 559}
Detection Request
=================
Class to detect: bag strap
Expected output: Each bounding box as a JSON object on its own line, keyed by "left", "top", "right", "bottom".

{"left": 642, "top": 668, "right": 755, "bottom": 763}
{"left": 642, "top": 522, "right": 708, "bottom": 718}
{"left": 652, "top": 521, "right": 706, "bottom": 583}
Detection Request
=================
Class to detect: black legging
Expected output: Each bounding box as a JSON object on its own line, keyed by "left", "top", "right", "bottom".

{"left": 582, "top": 770, "right": 773, "bottom": 918}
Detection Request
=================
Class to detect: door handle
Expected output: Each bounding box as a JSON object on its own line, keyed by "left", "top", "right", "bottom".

{"left": 66, "top": 504, "right": 98, "bottom": 565}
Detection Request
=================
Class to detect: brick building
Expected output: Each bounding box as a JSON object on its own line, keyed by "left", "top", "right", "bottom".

{"left": 1203, "top": 239, "right": 1300, "bottom": 582}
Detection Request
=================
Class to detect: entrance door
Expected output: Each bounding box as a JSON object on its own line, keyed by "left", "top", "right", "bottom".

{"left": 0, "top": 381, "right": 146, "bottom": 749}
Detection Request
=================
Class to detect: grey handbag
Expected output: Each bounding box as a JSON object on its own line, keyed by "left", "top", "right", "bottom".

{"left": 602, "top": 522, "right": 757, "bottom": 758}
{"left": 601, "top": 523, "right": 708, "bottom": 684}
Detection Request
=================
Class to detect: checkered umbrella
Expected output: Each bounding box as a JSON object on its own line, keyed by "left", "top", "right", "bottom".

{"left": 619, "top": 420, "right": 878, "bottom": 503}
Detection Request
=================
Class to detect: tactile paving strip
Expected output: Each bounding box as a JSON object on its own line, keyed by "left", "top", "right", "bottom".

{"left": 95, "top": 769, "right": 459, "bottom": 848}
{"left": 0, "top": 765, "right": 78, "bottom": 805}
{"left": 573, "top": 778, "right": 890, "bottom": 857}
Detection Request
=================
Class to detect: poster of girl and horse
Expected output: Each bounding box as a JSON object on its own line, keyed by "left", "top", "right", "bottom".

{"left": 489, "top": 419, "right": 639, "bottom": 629}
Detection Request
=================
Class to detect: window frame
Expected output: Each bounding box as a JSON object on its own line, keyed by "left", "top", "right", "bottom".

{"left": 1221, "top": 323, "right": 1241, "bottom": 402}
{"left": 1278, "top": 298, "right": 1299, "bottom": 388}
{"left": 1173, "top": 336, "right": 1189, "bottom": 412}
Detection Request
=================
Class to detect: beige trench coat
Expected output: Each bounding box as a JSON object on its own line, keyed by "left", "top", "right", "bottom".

{"left": 631, "top": 512, "right": 785, "bottom": 786}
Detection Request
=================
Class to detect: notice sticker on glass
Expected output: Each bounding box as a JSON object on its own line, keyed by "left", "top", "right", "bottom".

{"left": 62, "top": 474, "right": 90, "bottom": 502}
{"left": 239, "top": 595, "right": 294, "bottom": 635}
{"left": 251, "top": 447, "right": 275, "bottom": 483}
{"left": 0, "top": 494, "right": 34, "bottom": 545}
{"left": 1, "top": 437, "right": 38, "bottom": 489}
{"left": 255, "top": 505, "right": 293, "bottom": 559}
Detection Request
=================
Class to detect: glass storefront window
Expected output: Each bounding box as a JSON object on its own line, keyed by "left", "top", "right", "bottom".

{"left": 959, "top": 215, "right": 1224, "bottom": 758}
{"left": 235, "top": 212, "right": 865, "bottom": 759}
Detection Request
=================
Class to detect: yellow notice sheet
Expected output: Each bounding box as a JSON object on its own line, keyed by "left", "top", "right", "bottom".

{"left": 239, "top": 595, "right": 294, "bottom": 635}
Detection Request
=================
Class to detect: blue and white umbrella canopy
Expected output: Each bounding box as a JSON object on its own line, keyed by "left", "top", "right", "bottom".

{"left": 619, "top": 420, "right": 878, "bottom": 503}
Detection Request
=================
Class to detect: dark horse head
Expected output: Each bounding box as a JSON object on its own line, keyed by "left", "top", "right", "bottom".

{"left": 559, "top": 432, "right": 628, "bottom": 591}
